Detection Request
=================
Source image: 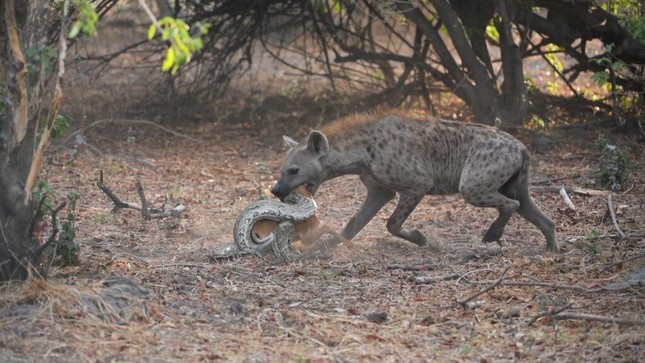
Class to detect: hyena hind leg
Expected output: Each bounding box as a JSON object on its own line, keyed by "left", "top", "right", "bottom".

{"left": 516, "top": 197, "right": 558, "bottom": 252}
{"left": 462, "top": 190, "right": 520, "bottom": 245}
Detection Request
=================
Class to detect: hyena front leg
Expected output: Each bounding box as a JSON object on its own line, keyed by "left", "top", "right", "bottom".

{"left": 386, "top": 192, "right": 437, "bottom": 249}
{"left": 341, "top": 180, "right": 395, "bottom": 242}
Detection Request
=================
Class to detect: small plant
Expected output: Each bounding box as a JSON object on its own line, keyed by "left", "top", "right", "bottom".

{"left": 36, "top": 114, "right": 71, "bottom": 146}
{"left": 43, "top": 192, "right": 80, "bottom": 267}
{"left": 582, "top": 228, "right": 603, "bottom": 255}
{"left": 594, "top": 135, "right": 634, "bottom": 191}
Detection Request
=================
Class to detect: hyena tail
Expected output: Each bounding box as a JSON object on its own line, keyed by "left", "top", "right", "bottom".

{"left": 500, "top": 149, "right": 558, "bottom": 251}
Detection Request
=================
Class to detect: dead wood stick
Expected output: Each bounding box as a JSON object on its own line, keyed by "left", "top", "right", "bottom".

{"left": 457, "top": 267, "right": 509, "bottom": 308}
{"left": 559, "top": 187, "right": 576, "bottom": 210}
{"left": 97, "top": 171, "right": 185, "bottom": 218}
{"left": 528, "top": 303, "right": 572, "bottom": 326}
{"left": 539, "top": 311, "right": 645, "bottom": 326}
{"left": 412, "top": 273, "right": 461, "bottom": 284}
{"left": 606, "top": 194, "right": 625, "bottom": 239}
{"left": 568, "top": 233, "right": 644, "bottom": 242}
{"left": 532, "top": 186, "right": 608, "bottom": 196}
{"left": 387, "top": 263, "right": 436, "bottom": 271}
{"left": 136, "top": 181, "right": 149, "bottom": 219}
{"left": 97, "top": 170, "right": 143, "bottom": 211}
{"left": 36, "top": 202, "right": 67, "bottom": 256}
{"left": 532, "top": 174, "right": 582, "bottom": 185}
{"left": 466, "top": 279, "right": 637, "bottom": 293}
{"left": 600, "top": 252, "right": 645, "bottom": 273}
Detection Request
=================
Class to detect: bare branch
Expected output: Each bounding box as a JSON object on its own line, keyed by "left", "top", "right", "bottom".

{"left": 35, "top": 202, "right": 67, "bottom": 257}
{"left": 528, "top": 303, "right": 572, "bottom": 326}
{"left": 606, "top": 194, "right": 625, "bottom": 239}
{"left": 530, "top": 305, "right": 645, "bottom": 327}
{"left": 97, "top": 170, "right": 143, "bottom": 212}
{"left": 97, "top": 171, "right": 186, "bottom": 219}
{"left": 457, "top": 267, "right": 509, "bottom": 308}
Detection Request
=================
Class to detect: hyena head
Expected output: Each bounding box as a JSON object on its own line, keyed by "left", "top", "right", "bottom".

{"left": 271, "top": 130, "right": 329, "bottom": 200}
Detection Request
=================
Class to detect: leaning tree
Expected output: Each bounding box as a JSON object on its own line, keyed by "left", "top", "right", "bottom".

{"left": 0, "top": 0, "right": 197, "bottom": 282}
{"left": 1, "top": 0, "right": 62, "bottom": 281}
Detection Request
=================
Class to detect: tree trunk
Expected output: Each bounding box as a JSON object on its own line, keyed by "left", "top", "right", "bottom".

{"left": 0, "top": 0, "right": 50, "bottom": 282}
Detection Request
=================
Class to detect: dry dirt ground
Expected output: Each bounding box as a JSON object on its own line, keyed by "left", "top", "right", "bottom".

{"left": 1, "top": 8, "right": 644, "bottom": 357}
{"left": 0, "top": 98, "right": 644, "bottom": 362}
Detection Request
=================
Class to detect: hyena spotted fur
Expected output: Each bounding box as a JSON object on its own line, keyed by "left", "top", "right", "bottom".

{"left": 271, "top": 111, "right": 558, "bottom": 252}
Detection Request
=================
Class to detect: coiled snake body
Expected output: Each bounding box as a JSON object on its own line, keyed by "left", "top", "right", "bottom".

{"left": 211, "top": 192, "right": 317, "bottom": 262}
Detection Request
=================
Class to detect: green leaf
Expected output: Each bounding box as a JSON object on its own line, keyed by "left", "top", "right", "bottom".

{"left": 69, "top": 23, "right": 81, "bottom": 38}
{"left": 147, "top": 24, "right": 156, "bottom": 40}
{"left": 162, "top": 47, "right": 175, "bottom": 71}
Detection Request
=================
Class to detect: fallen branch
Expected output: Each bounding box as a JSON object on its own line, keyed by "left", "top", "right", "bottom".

{"left": 566, "top": 232, "right": 645, "bottom": 243}
{"left": 528, "top": 303, "right": 572, "bottom": 326}
{"left": 552, "top": 312, "right": 645, "bottom": 326}
{"left": 559, "top": 187, "right": 576, "bottom": 210}
{"left": 51, "top": 117, "right": 202, "bottom": 154}
{"left": 530, "top": 306, "right": 645, "bottom": 326}
{"left": 465, "top": 279, "right": 638, "bottom": 293}
{"left": 387, "top": 263, "right": 436, "bottom": 271}
{"left": 532, "top": 174, "right": 582, "bottom": 185}
{"left": 412, "top": 273, "right": 460, "bottom": 284}
{"left": 606, "top": 194, "right": 625, "bottom": 239}
{"left": 97, "top": 170, "right": 143, "bottom": 212}
{"left": 600, "top": 252, "right": 645, "bottom": 273}
{"left": 457, "top": 267, "right": 509, "bottom": 308}
{"left": 97, "top": 170, "right": 186, "bottom": 219}
{"left": 532, "top": 186, "right": 608, "bottom": 196}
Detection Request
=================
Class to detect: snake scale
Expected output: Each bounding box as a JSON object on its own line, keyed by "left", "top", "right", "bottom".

{"left": 210, "top": 191, "right": 317, "bottom": 262}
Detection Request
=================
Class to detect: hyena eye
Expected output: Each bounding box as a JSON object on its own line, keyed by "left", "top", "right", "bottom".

{"left": 287, "top": 167, "right": 299, "bottom": 175}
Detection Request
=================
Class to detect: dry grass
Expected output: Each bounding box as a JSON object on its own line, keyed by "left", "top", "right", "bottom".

{"left": 4, "top": 8, "right": 643, "bottom": 359}
{"left": 2, "top": 113, "right": 644, "bottom": 362}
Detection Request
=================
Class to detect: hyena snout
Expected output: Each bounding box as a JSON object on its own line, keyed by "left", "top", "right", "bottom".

{"left": 270, "top": 183, "right": 287, "bottom": 200}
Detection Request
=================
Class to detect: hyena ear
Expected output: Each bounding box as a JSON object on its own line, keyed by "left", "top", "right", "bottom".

{"left": 306, "top": 130, "right": 329, "bottom": 155}
{"left": 282, "top": 135, "right": 299, "bottom": 149}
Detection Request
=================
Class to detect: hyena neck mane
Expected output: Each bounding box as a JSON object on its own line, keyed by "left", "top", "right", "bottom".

{"left": 320, "top": 109, "right": 418, "bottom": 139}
{"left": 319, "top": 110, "right": 423, "bottom": 178}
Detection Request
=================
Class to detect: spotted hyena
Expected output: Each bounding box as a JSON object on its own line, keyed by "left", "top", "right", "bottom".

{"left": 271, "top": 111, "right": 558, "bottom": 252}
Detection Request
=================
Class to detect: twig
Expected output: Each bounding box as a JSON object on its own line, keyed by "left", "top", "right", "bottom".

{"left": 530, "top": 305, "right": 645, "bottom": 326}
{"left": 600, "top": 252, "right": 645, "bottom": 273}
{"left": 457, "top": 267, "right": 509, "bottom": 308}
{"left": 412, "top": 273, "right": 460, "bottom": 284}
{"left": 97, "top": 171, "right": 186, "bottom": 218}
{"left": 35, "top": 202, "right": 67, "bottom": 257}
{"left": 387, "top": 263, "right": 436, "bottom": 271}
{"left": 55, "top": 118, "right": 201, "bottom": 151}
{"left": 606, "top": 194, "right": 625, "bottom": 239}
{"left": 532, "top": 174, "right": 583, "bottom": 185}
{"left": 532, "top": 186, "right": 608, "bottom": 196}
{"left": 97, "top": 170, "right": 143, "bottom": 212}
{"left": 559, "top": 187, "right": 576, "bottom": 210}
{"left": 528, "top": 303, "right": 572, "bottom": 326}
{"left": 552, "top": 312, "right": 645, "bottom": 326}
{"left": 136, "top": 181, "right": 149, "bottom": 219}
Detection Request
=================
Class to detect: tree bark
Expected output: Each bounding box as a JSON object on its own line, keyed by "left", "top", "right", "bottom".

{"left": 0, "top": 0, "right": 50, "bottom": 281}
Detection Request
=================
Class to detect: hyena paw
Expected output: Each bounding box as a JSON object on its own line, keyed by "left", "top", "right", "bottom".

{"left": 482, "top": 227, "right": 504, "bottom": 244}
{"left": 409, "top": 230, "right": 427, "bottom": 247}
